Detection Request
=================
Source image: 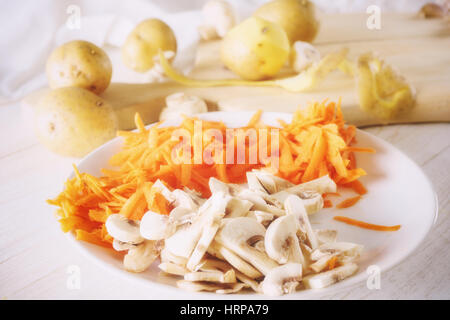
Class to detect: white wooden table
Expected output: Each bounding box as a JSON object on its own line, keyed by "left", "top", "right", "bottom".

{"left": 0, "top": 101, "right": 448, "bottom": 300}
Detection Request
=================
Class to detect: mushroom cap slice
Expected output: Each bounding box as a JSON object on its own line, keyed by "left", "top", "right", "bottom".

{"left": 112, "top": 239, "right": 138, "bottom": 251}
{"left": 247, "top": 210, "right": 274, "bottom": 226}
{"left": 123, "top": 240, "right": 162, "bottom": 273}
{"left": 265, "top": 214, "right": 304, "bottom": 265}
{"left": 303, "top": 263, "right": 358, "bottom": 289}
{"left": 310, "top": 242, "right": 363, "bottom": 261}
{"left": 184, "top": 269, "right": 236, "bottom": 283}
{"left": 260, "top": 263, "right": 303, "bottom": 296}
{"left": 226, "top": 198, "right": 253, "bottom": 218}
{"left": 176, "top": 280, "right": 247, "bottom": 293}
{"left": 284, "top": 195, "right": 319, "bottom": 250}
{"left": 247, "top": 170, "right": 294, "bottom": 194}
{"left": 105, "top": 214, "right": 144, "bottom": 244}
{"left": 215, "top": 217, "right": 278, "bottom": 275}
{"left": 208, "top": 241, "right": 263, "bottom": 279}
{"left": 140, "top": 210, "right": 171, "bottom": 240}
{"left": 158, "top": 262, "right": 189, "bottom": 276}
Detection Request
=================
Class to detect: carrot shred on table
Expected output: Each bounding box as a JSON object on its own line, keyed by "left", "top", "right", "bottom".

{"left": 48, "top": 100, "right": 372, "bottom": 248}
{"left": 324, "top": 199, "right": 333, "bottom": 208}
{"left": 336, "top": 195, "right": 362, "bottom": 209}
{"left": 345, "top": 180, "right": 367, "bottom": 195}
{"left": 334, "top": 216, "right": 401, "bottom": 232}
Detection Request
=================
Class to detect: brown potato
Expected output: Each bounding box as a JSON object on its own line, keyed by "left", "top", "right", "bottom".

{"left": 46, "top": 40, "right": 112, "bottom": 94}
{"left": 254, "top": 0, "right": 319, "bottom": 44}
{"left": 34, "top": 87, "right": 118, "bottom": 157}
{"left": 122, "top": 18, "right": 177, "bottom": 73}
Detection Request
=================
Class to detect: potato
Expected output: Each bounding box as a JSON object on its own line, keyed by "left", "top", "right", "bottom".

{"left": 254, "top": 0, "right": 319, "bottom": 44}
{"left": 46, "top": 40, "right": 112, "bottom": 94}
{"left": 220, "top": 16, "right": 290, "bottom": 80}
{"left": 34, "top": 87, "right": 118, "bottom": 157}
{"left": 122, "top": 18, "right": 177, "bottom": 73}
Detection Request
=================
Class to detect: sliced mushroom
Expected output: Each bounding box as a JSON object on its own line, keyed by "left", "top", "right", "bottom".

{"left": 158, "top": 262, "right": 189, "bottom": 276}
{"left": 303, "top": 263, "right": 358, "bottom": 289}
{"left": 260, "top": 263, "right": 303, "bottom": 296}
{"left": 140, "top": 210, "right": 172, "bottom": 240}
{"left": 265, "top": 214, "right": 304, "bottom": 265}
{"left": 284, "top": 195, "right": 319, "bottom": 250}
{"left": 215, "top": 217, "right": 278, "bottom": 275}
{"left": 184, "top": 269, "right": 236, "bottom": 283}
{"left": 112, "top": 239, "right": 139, "bottom": 251}
{"left": 246, "top": 210, "right": 274, "bottom": 226}
{"left": 237, "top": 189, "right": 285, "bottom": 216}
{"left": 226, "top": 198, "right": 253, "bottom": 218}
{"left": 160, "top": 247, "right": 188, "bottom": 266}
{"left": 271, "top": 175, "right": 337, "bottom": 205}
{"left": 247, "top": 170, "right": 294, "bottom": 194}
{"left": 208, "top": 241, "right": 263, "bottom": 279}
{"left": 234, "top": 270, "right": 261, "bottom": 292}
{"left": 171, "top": 189, "right": 199, "bottom": 211}
{"left": 105, "top": 214, "right": 144, "bottom": 244}
{"left": 123, "top": 240, "right": 162, "bottom": 273}
{"left": 209, "top": 177, "right": 230, "bottom": 194}
{"left": 310, "top": 242, "right": 363, "bottom": 261}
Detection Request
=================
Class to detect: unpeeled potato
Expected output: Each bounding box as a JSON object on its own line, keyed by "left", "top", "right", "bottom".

{"left": 34, "top": 87, "right": 118, "bottom": 157}
{"left": 254, "top": 0, "right": 319, "bottom": 44}
{"left": 122, "top": 18, "right": 177, "bottom": 73}
{"left": 46, "top": 40, "right": 112, "bottom": 94}
{"left": 220, "top": 16, "right": 290, "bottom": 80}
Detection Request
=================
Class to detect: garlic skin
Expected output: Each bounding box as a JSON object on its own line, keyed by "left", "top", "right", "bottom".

{"left": 159, "top": 92, "right": 208, "bottom": 121}
{"left": 290, "top": 41, "right": 321, "bottom": 73}
{"left": 198, "top": 0, "right": 236, "bottom": 40}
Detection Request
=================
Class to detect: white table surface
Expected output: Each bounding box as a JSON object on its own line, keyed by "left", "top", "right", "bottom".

{"left": 0, "top": 100, "right": 448, "bottom": 300}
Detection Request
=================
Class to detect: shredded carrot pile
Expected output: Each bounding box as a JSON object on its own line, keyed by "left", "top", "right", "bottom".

{"left": 334, "top": 216, "right": 401, "bottom": 231}
{"left": 327, "top": 256, "right": 339, "bottom": 270}
{"left": 48, "top": 100, "right": 371, "bottom": 247}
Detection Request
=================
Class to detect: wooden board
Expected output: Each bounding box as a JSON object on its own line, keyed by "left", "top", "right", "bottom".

{"left": 22, "top": 13, "right": 450, "bottom": 129}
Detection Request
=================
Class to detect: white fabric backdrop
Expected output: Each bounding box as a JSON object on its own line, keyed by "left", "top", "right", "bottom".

{"left": 0, "top": 0, "right": 430, "bottom": 102}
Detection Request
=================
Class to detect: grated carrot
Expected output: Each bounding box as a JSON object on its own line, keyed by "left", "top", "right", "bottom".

{"left": 327, "top": 256, "right": 338, "bottom": 270}
{"left": 334, "top": 216, "right": 401, "bottom": 231}
{"left": 336, "top": 195, "right": 362, "bottom": 209}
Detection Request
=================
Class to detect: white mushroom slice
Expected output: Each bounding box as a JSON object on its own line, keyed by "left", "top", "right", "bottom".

{"left": 209, "top": 177, "right": 230, "bottom": 194}
{"left": 184, "top": 269, "right": 236, "bottom": 283}
{"left": 235, "top": 270, "right": 261, "bottom": 293}
{"left": 310, "top": 242, "right": 363, "bottom": 261}
{"left": 315, "top": 229, "right": 338, "bottom": 245}
{"left": 301, "top": 192, "right": 324, "bottom": 215}
{"left": 226, "top": 198, "right": 253, "bottom": 218}
{"left": 290, "top": 41, "right": 321, "bottom": 73}
{"left": 186, "top": 216, "right": 222, "bottom": 271}
{"left": 171, "top": 189, "right": 199, "bottom": 211}
{"left": 160, "top": 247, "right": 188, "bottom": 266}
{"left": 112, "top": 239, "right": 138, "bottom": 252}
{"left": 303, "top": 263, "right": 358, "bottom": 289}
{"left": 158, "top": 262, "right": 189, "bottom": 276}
{"left": 169, "top": 207, "right": 194, "bottom": 225}
{"left": 246, "top": 172, "right": 269, "bottom": 194}
{"left": 215, "top": 217, "right": 278, "bottom": 275}
{"left": 265, "top": 214, "right": 304, "bottom": 265}
{"left": 247, "top": 210, "right": 274, "bottom": 226}
{"left": 238, "top": 189, "right": 285, "bottom": 216}
{"left": 198, "top": 258, "right": 233, "bottom": 273}
{"left": 105, "top": 214, "right": 143, "bottom": 244}
{"left": 309, "top": 255, "right": 336, "bottom": 273}
{"left": 140, "top": 210, "right": 172, "bottom": 240}
{"left": 208, "top": 241, "right": 263, "bottom": 279}
{"left": 248, "top": 170, "right": 294, "bottom": 194}
{"left": 164, "top": 222, "right": 204, "bottom": 259}
{"left": 272, "top": 175, "right": 337, "bottom": 204}
{"left": 260, "top": 263, "right": 303, "bottom": 296}
{"left": 284, "top": 195, "right": 319, "bottom": 250}
{"left": 123, "top": 240, "right": 162, "bottom": 273}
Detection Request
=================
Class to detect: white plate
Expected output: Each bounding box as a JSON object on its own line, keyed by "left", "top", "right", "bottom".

{"left": 66, "top": 111, "right": 438, "bottom": 299}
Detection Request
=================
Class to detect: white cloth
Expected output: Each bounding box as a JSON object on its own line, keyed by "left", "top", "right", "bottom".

{"left": 0, "top": 0, "right": 429, "bottom": 102}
